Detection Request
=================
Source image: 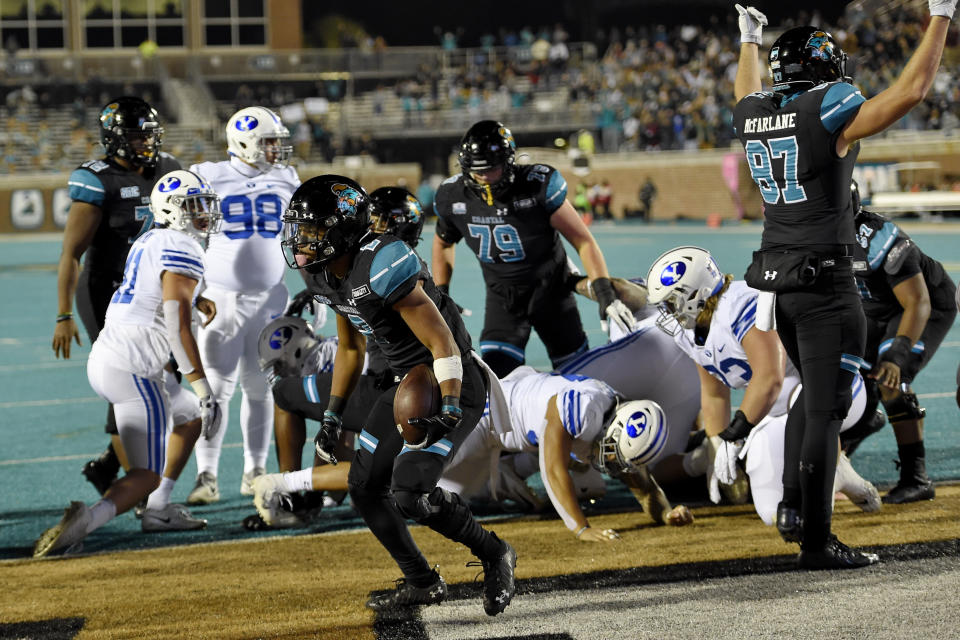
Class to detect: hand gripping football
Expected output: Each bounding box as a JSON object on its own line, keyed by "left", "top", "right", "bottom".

{"left": 393, "top": 364, "right": 441, "bottom": 445}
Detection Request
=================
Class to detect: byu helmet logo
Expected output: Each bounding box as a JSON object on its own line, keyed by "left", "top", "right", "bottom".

{"left": 268, "top": 326, "right": 293, "bottom": 350}
{"left": 236, "top": 115, "right": 259, "bottom": 131}
{"left": 158, "top": 176, "right": 181, "bottom": 192}
{"left": 625, "top": 410, "right": 647, "bottom": 438}
{"left": 660, "top": 261, "right": 686, "bottom": 286}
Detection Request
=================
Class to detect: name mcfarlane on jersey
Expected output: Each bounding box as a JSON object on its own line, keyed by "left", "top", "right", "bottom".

{"left": 742, "top": 113, "right": 797, "bottom": 133}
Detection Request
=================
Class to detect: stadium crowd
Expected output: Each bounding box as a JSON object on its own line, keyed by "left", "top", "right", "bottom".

{"left": 0, "top": 4, "right": 957, "bottom": 174}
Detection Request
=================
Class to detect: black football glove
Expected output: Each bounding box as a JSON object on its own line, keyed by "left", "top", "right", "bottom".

{"left": 285, "top": 289, "right": 315, "bottom": 318}
{"left": 406, "top": 395, "right": 463, "bottom": 450}
{"left": 314, "top": 410, "right": 342, "bottom": 465}
{"left": 718, "top": 409, "right": 754, "bottom": 443}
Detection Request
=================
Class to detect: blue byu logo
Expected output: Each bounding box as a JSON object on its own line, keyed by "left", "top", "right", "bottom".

{"left": 625, "top": 410, "right": 647, "bottom": 438}
{"left": 236, "top": 115, "right": 259, "bottom": 131}
{"left": 269, "top": 326, "right": 293, "bottom": 350}
{"left": 158, "top": 176, "right": 181, "bottom": 192}
{"left": 660, "top": 261, "right": 686, "bottom": 286}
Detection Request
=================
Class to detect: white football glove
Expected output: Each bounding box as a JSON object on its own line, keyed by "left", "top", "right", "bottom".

{"left": 714, "top": 439, "right": 745, "bottom": 485}
{"left": 199, "top": 395, "right": 223, "bottom": 441}
{"left": 735, "top": 4, "right": 768, "bottom": 44}
{"left": 930, "top": 0, "right": 958, "bottom": 18}
{"left": 604, "top": 299, "right": 639, "bottom": 335}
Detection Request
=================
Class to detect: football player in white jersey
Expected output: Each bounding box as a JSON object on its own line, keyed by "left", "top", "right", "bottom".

{"left": 187, "top": 106, "right": 301, "bottom": 503}
{"left": 646, "top": 246, "right": 880, "bottom": 525}
{"left": 34, "top": 170, "right": 224, "bottom": 557}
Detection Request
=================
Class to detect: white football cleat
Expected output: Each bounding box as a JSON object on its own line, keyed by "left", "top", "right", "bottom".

{"left": 835, "top": 451, "right": 881, "bottom": 513}
{"left": 253, "top": 474, "right": 301, "bottom": 528}
{"left": 141, "top": 503, "right": 208, "bottom": 532}
{"left": 187, "top": 471, "right": 220, "bottom": 505}
{"left": 34, "top": 501, "right": 91, "bottom": 558}
{"left": 241, "top": 467, "right": 266, "bottom": 496}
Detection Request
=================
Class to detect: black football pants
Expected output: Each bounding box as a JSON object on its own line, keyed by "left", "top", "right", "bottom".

{"left": 775, "top": 265, "right": 865, "bottom": 550}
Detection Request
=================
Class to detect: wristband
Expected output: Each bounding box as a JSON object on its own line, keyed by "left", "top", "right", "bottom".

{"left": 879, "top": 335, "right": 912, "bottom": 369}
{"left": 327, "top": 395, "right": 346, "bottom": 416}
{"left": 190, "top": 377, "right": 213, "bottom": 398}
{"left": 441, "top": 394, "right": 462, "bottom": 417}
{"left": 575, "top": 525, "right": 588, "bottom": 538}
{"left": 433, "top": 355, "right": 463, "bottom": 383}
{"left": 56, "top": 313, "right": 73, "bottom": 323}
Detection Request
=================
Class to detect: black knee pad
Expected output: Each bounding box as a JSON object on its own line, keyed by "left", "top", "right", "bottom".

{"left": 392, "top": 489, "right": 440, "bottom": 522}
{"left": 882, "top": 390, "right": 926, "bottom": 423}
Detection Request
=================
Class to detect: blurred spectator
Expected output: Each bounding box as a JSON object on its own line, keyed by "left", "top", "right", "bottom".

{"left": 293, "top": 120, "right": 312, "bottom": 160}
{"left": 638, "top": 176, "right": 657, "bottom": 222}
{"left": 590, "top": 179, "right": 613, "bottom": 220}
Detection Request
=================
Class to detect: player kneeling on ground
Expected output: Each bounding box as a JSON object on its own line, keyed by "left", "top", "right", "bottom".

{"left": 35, "top": 170, "right": 224, "bottom": 557}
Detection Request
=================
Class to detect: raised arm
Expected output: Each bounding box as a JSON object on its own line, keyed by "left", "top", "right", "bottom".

{"left": 733, "top": 5, "right": 768, "bottom": 102}
{"left": 837, "top": 9, "right": 954, "bottom": 154}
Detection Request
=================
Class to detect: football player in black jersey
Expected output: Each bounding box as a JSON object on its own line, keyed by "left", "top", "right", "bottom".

{"left": 281, "top": 175, "right": 517, "bottom": 616}
{"left": 731, "top": 1, "right": 954, "bottom": 569}
{"left": 52, "top": 97, "right": 181, "bottom": 496}
{"left": 432, "top": 120, "right": 636, "bottom": 378}
{"left": 844, "top": 182, "right": 957, "bottom": 503}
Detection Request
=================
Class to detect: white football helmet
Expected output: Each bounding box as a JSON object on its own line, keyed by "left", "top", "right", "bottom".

{"left": 645, "top": 246, "right": 724, "bottom": 336}
{"left": 226, "top": 106, "right": 292, "bottom": 171}
{"left": 594, "top": 399, "right": 668, "bottom": 474}
{"left": 150, "top": 170, "right": 222, "bottom": 244}
{"left": 257, "top": 316, "right": 320, "bottom": 386}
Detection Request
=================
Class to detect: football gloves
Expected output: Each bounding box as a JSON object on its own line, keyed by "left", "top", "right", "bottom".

{"left": 285, "top": 289, "right": 316, "bottom": 318}
{"left": 406, "top": 395, "right": 462, "bottom": 450}
{"left": 314, "top": 410, "right": 342, "bottom": 465}
{"left": 930, "top": 0, "right": 958, "bottom": 18}
{"left": 198, "top": 395, "right": 223, "bottom": 441}
{"left": 714, "top": 439, "right": 745, "bottom": 486}
{"left": 592, "top": 277, "right": 638, "bottom": 335}
{"left": 718, "top": 409, "right": 755, "bottom": 442}
{"left": 735, "top": 4, "right": 768, "bottom": 44}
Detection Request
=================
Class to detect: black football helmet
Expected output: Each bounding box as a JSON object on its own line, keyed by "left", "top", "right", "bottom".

{"left": 769, "top": 26, "right": 848, "bottom": 92}
{"left": 458, "top": 120, "right": 517, "bottom": 202}
{"left": 282, "top": 175, "right": 372, "bottom": 271}
{"left": 369, "top": 186, "right": 425, "bottom": 247}
{"left": 99, "top": 96, "right": 164, "bottom": 168}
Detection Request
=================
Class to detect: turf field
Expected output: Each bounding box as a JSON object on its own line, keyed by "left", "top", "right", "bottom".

{"left": 1, "top": 220, "right": 959, "bottom": 639}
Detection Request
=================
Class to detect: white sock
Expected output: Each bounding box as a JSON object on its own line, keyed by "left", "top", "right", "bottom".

{"left": 281, "top": 469, "right": 314, "bottom": 493}
{"left": 86, "top": 499, "right": 117, "bottom": 534}
{"left": 146, "top": 477, "right": 176, "bottom": 510}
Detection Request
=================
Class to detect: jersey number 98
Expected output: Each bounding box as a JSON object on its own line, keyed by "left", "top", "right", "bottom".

{"left": 221, "top": 193, "right": 284, "bottom": 239}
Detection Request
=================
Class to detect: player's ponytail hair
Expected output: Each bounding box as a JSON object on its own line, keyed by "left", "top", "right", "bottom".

{"left": 695, "top": 274, "right": 734, "bottom": 328}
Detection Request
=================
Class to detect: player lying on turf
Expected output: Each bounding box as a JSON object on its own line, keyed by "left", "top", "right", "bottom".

{"left": 34, "top": 170, "right": 224, "bottom": 557}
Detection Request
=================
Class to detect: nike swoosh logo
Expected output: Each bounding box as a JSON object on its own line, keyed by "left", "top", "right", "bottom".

{"left": 155, "top": 517, "right": 171, "bottom": 523}
{"left": 718, "top": 345, "right": 725, "bottom": 352}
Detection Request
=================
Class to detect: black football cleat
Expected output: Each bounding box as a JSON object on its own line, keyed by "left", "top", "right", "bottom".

{"left": 798, "top": 536, "right": 879, "bottom": 569}
{"left": 775, "top": 502, "right": 802, "bottom": 544}
{"left": 365, "top": 570, "right": 447, "bottom": 611}
{"left": 476, "top": 534, "right": 517, "bottom": 616}
{"left": 882, "top": 480, "right": 935, "bottom": 504}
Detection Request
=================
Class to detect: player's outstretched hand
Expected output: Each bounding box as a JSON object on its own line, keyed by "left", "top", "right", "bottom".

{"left": 195, "top": 296, "right": 217, "bottom": 327}
{"left": 735, "top": 4, "right": 768, "bottom": 44}
{"left": 52, "top": 317, "right": 82, "bottom": 359}
{"left": 577, "top": 526, "right": 621, "bottom": 543}
{"left": 666, "top": 505, "right": 694, "bottom": 526}
{"left": 929, "top": 0, "right": 958, "bottom": 19}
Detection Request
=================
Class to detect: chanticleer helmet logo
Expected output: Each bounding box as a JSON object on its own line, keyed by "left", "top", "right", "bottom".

{"left": 332, "top": 183, "right": 361, "bottom": 216}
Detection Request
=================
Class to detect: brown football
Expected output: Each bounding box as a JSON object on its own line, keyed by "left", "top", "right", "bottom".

{"left": 393, "top": 364, "right": 441, "bottom": 445}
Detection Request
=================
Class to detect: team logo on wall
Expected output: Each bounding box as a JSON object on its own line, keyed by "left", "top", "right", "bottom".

{"left": 10, "top": 189, "right": 44, "bottom": 230}
{"left": 52, "top": 188, "right": 71, "bottom": 229}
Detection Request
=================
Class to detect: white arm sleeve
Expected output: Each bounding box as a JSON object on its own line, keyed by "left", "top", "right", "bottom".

{"left": 538, "top": 442, "right": 582, "bottom": 531}
{"left": 163, "top": 299, "right": 197, "bottom": 376}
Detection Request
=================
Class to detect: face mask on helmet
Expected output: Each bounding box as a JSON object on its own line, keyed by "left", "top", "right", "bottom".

{"left": 593, "top": 399, "right": 668, "bottom": 475}
{"left": 769, "top": 26, "right": 848, "bottom": 93}
{"left": 645, "top": 246, "right": 724, "bottom": 336}
{"left": 257, "top": 316, "right": 319, "bottom": 386}
{"left": 458, "top": 120, "right": 517, "bottom": 204}
{"left": 226, "top": 106, "right": 293, "bottom": 172}
{"left": 281, "top": 175, "right": 372, "bottom": 271}
{"left": 369, "top": 186, "right": 425, "bottom": 247}
{"left": 100, "top": 97, "right": 164, "bottom": 169}
{"left": 150, "top": 170, "right": 222, "bottom": 245}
